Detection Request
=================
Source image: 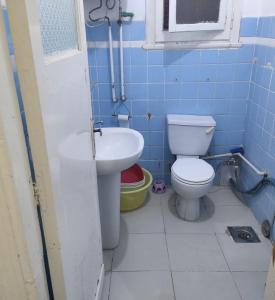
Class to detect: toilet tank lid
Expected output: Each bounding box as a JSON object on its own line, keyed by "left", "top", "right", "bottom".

{"left": 167, "top": 114, "right": 216, "bottom": 127}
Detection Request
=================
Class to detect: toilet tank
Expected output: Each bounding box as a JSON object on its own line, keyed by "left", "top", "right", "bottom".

{"left": 167, "top": 114, "right": 216, "bottom": 156}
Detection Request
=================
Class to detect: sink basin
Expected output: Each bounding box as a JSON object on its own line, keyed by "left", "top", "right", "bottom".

{"left": 95, "top": 127, "right": 144, "bottom": 175}
{"left": 58, "top": 128, "right": 144, "bottom": 173}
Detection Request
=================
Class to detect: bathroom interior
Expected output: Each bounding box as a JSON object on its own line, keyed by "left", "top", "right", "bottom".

{"left": 1, "top": 0, "right": 275, "bottom": 299}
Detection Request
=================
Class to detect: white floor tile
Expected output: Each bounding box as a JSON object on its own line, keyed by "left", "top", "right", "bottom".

{"left": 112, "top": 234, "right": 169, "bottom": 271}
{"left": 109, "top": 271, "right": 174, "bottom": 300}
{"left": 232, "top": 271, "right": 267, "bottom": 300}
{"left": 103, "top": 250, "right": 113, "bottom": 272}
{"left": 212, "top": 205, "right": 262, "bottom": 234}
{"left": 162, "top": 193, "right": 261, "bottom": 235}
{"left": 101, "top": 272, "right": 111, "bottom": 300}
{"left": 162, "top": 196, "right": 214, "bottom": 234}
{"left": 107, "top": 185, "right": 271, "bottom": 299}
{"left": 217, "top": 233, "right": 271, "bottom": 271}
{"left": 166, "top": 234, "right": 229, "bottom": 271}
{"left": 172, "top": 271, "right": 242, "bottom": 300}
{"left": 146, "top": 188, "right": 174, "bottom": 207}
{"left": 121, "top": 205, "right": 164, "bottom": 234}
{"left": 207, "top": 186, "right": 243, "bottom": 206}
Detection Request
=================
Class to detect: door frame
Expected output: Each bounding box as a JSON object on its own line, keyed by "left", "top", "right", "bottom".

{"left": 0, "top": 6, "right": 48, "bottom": 299}
{"left": 6, "top": 0, "right": 67, "bottom": 298}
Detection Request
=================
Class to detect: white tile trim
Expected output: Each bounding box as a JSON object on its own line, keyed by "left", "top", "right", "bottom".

{"left": 241, "top": 37, "right": 275, "bottom": 48}
{"left": 240, "top": 36, "right": 275, "bottom": 48}
{"left": 88, "top": 38, "right": 275, "bottom": 49}
{"left": 87, "top": 41, "right": 144, "bottom": 48}
{"left": 239, "top": 37, "right": 256, "bottom": 45}
{"left": 256, "top": 37, "right": 275, "bottom": 47}
{"left": 143, "top": 41, "right": 242, "bottom": 50}
{"left": 87, "top": 40, "right": 243, "bottom": 49}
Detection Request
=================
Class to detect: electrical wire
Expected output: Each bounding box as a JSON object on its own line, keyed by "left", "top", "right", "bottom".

{"left": 88, "top": 0, "right": 116, "bottom": 24}
{"left": 88, "top": 0, "right": 103, "bottom": 23}
{"left": 106, "top": 0, "right": 116, "bottom": 10}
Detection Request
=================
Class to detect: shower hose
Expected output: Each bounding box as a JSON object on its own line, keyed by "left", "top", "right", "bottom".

{"left": 229, "top": 176, "right": 275, "bottom": 195}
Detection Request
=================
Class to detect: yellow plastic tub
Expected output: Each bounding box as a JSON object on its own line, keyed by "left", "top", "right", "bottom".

{"left": 120, "top": 168, "right": 153, "bottom": 212}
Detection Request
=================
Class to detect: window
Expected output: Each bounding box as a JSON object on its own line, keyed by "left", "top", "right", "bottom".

{"left": 145, "top": 0, "right": 241, "bottom": 49}
{"left": 169, "top": 0, "right": 227, "bottom": 32}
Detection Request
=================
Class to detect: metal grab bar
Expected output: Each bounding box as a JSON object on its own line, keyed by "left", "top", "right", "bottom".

{"left": 203, "top": 152, "right": 268, "bottom": 177}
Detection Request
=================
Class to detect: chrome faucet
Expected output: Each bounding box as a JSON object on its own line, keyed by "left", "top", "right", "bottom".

{"left": 93, "top": 120, "right": 103, "bottom": 136}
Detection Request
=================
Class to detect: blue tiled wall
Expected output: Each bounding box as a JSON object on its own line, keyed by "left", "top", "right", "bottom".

{"left": 241, "top": 16, "right": 275, "bottom": 39}
{"left": 87, "top": 21, "right": 254, "bottom": 182}
{"left": 88, "top": 16, "right": 275, "bottom": 225}
{"left": 238, "top": 16, "right": 275, "bottom": 227}
{"left": 219, "top": 15, "right": 275, "bottom": 225}
{"left": 243, "top": 44, "right": 275, "bottom": 224}
{"left": 240, "top": 18, "right": 259, "bottom": 37}
{"left": 86, "top": 21, "right": 145, "bottom": 41}
{"left": 256, "top": 17, "right": 275, "bottom": 38}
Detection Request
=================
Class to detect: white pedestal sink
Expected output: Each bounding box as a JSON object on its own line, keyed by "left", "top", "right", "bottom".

{"left": 95, "top": 128, "right": 144, "bottom": 249}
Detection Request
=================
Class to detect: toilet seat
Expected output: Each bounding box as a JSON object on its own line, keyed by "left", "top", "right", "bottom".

{"left": 171, "top": 158, "right": 214, "bottom": 185}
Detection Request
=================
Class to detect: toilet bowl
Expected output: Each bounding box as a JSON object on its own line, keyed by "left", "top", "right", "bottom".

{"left": 167, "top": 114, "right": 216, "bottom": 221}
{"left": 171, "top": 157, "right": 215, "bottom": 221}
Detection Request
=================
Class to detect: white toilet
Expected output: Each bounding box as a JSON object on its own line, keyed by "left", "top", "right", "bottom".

{"left": 167, "top": 114, "right": 216, "bottom": 221}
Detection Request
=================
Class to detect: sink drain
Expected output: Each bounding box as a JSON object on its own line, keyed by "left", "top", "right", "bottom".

{"left": 227, "top": 226, "right": 261, "bottom": 243}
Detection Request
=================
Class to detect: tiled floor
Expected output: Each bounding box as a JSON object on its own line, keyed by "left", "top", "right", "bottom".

{"left": 102, "top": 186, "right": 271, "bottom": 300}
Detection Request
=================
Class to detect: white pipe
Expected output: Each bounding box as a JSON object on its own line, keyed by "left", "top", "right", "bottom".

{"left": 203, "top": 153, "right": 233, "bottom": 160}
{"left": 203, "top": 153, "right": 268, "bottom": 177}
{"left": 119, "top": 21, "right": 126, "bottom": 101}
{"left": 108, "top": 23, "right": 116, "bottom": 102}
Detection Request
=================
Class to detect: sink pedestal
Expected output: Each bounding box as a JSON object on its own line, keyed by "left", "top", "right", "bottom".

{"left": 95, "top": 127, "right": 144, "bottom": 249}
{"left": 97, "top": 173, "right": 120, "bottom": 249}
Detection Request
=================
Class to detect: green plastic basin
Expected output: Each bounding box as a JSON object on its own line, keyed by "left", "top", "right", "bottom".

{"left": 120, "top": 168, "right": 153, "bottom": 212}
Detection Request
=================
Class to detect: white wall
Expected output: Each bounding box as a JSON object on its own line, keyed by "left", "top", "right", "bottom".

{"left": 242, "top": 0, "right": 261, "bottom": 17}
{"left": 84, "top": 0, "right": 145, "bottom": 21}
{"left": 84, "top": 0, "right": 268, "bottom": 22}
{"left": 261, "top": 0, "right": 275, "bottom": 16}
{"left": 243, "top": 0, "right": 275, "bottom": 17}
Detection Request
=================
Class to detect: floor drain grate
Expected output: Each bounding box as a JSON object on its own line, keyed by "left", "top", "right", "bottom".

{"left": 227, "top": 226, "right": 261, "bottom": 243}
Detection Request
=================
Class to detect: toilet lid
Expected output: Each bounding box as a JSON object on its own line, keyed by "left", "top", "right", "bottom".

{"left": 172, "top": 158, "right": 214, "bottom": 184}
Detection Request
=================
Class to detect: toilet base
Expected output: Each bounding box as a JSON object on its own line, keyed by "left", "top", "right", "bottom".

{"left": 175, "top": 195, "right": 200, "bottom": 221}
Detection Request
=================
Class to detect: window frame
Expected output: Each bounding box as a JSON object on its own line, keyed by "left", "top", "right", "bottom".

{"left": 144, "top": 0, "right": 241, "bottom": 50}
